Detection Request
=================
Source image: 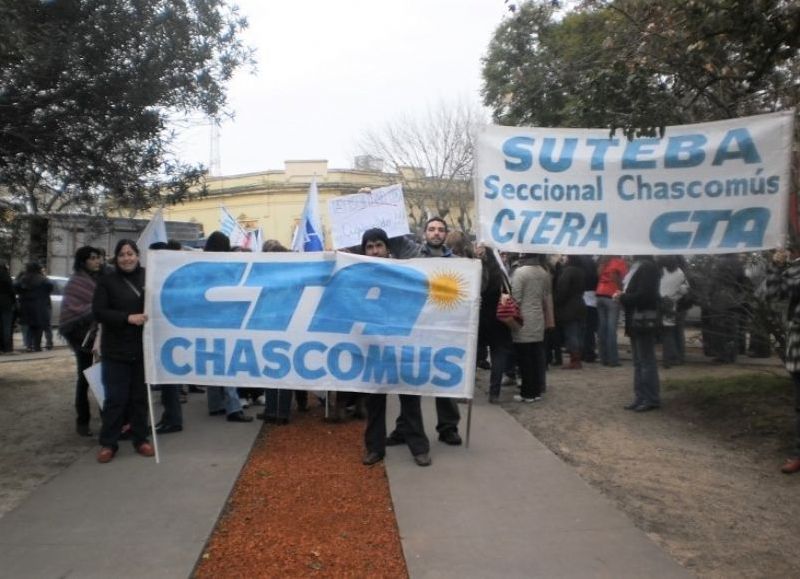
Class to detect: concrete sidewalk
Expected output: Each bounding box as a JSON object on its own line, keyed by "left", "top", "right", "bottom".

{"left": 385, "top": 396, "right": 690, "bottom": 579}
{"left": 0, "top": 390, "right": 689, "bottom": 579}
{"left": 0, "top": 394, "right": 261, "bottom": 579}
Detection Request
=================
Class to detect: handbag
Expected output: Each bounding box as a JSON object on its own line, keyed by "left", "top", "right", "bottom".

{"left": 630, "top": 308, "right": 661, "bottom": 331}
{"left": 496, "top": 277, "right": 523, "bottom": 331}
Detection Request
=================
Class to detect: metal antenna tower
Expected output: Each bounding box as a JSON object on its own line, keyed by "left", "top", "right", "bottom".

{"left": 209, "top": 120, "right": 221, "bottom": 176}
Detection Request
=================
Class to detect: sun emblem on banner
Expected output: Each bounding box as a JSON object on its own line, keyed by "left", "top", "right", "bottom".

{"left": 427, "top": 270, "right": 468, "bottom": 310}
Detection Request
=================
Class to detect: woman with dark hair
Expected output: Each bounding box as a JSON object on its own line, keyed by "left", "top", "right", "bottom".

{"left": 203, "top": 231, "right": 253, "bottom": 423}
{"left": 93, "top": 239, "right": 154, "bottom": 462}
{"left": 14, "top": 261, "right": 53, "bottom": 352}
{"left": 60, "top": 246, "right": 103, "bottom": 436}
{"left": 616, "top": 255, "right": 662, "bottom": 412}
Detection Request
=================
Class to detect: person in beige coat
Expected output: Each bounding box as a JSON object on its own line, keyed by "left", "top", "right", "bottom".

{"left": 510, "top": 254, "right": 555, "bottom": 402}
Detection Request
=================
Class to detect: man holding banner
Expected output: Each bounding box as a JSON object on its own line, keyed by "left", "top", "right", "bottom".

{"left": 361, "top": 228, "right": 432, "bottom": 467}
{"left": 388, "top": 217, "right": 464, "bottom": 447}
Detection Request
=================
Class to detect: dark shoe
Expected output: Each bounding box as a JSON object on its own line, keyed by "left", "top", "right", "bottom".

{"left": 632, "top": 404, "right": 660, "bottom": 412}
{"left": 623, "top": 403, "right": 640, "bottom": 410}
{"left": 155, "top": 423, "right": 183, "bottom": 435}
{"left": 476, "top": 359, "right": 491, "bottom": 370}
{"left": 386, "top": 432, "right": 405, "bottom": 446}
{"left": 97, "top": 447, "right": 115, "bottom": 463}
{"left": 488, "top": 394, "right": 500, "bottom": 405}
{"left": 438, "top": 430, "right": 462, "bottom": 446}
{"left": 413, "top": 453, "right": 432, "bottom": 467}
{"left": 227, "top": 411, "right": 253, "bottom": 422}
{"left": 188, "top": 385, "right": 205, "bottom": 393}
{"left": 362, "top": 451, "right": 384, "bottom": 466}
{"left": 208, "top": 409, "right": 226, "bottom": 416}
{"left": 76, "top": 423, "right": 93, "bottom": 437}
{"left": 781, "top": 458, "right": 800, "bottom": 474}
{"left": 136, "top": 442, "right": 155, "bottom": 457}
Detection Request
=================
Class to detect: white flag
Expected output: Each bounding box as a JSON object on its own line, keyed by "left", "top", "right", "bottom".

{"left": 137, "top": 208, "right": 168, "bottom": 267}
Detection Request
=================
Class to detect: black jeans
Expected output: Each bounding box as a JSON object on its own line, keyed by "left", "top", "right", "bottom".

{"left": 67, "top": 336, "right": 94, "bottom": 425}
{"left": 99, "top": 358, "right": 148, "bottom": 450}
{"left": 515, "top": 341, "right": 546, "bottom": 399}
{"left": 159, "top": 385, "right": 183, "bottom": 427}
{"left": 366, "top": 393, "right": 429, "bottom": 456}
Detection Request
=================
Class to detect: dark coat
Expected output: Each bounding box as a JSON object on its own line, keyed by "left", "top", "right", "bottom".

{"left": 555, "top": 264, "right": 586, "bottom": 323}
{"left": 14, "top": 273, "right": 52, "bottom": 327}
{"left": 620, "top": 258, "right": 661, "bottom": 335}
{"left": 93, "top": 266, "right": 145, "bottom": 362}
{"left": 0, "top": 267, "right": 14, "bottom": 310}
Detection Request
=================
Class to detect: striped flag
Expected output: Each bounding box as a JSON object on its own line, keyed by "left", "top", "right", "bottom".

{"left": 219, "top": 206, "right": 248, "bottom": 247}
{"left": 291, "top": 178, "right": 324, "bottom": 252}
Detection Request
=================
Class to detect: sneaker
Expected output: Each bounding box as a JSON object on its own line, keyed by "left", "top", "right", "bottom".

{"left": 513, "top": 394, "right": 536, "bottom": 403}
{"left": 488, "top": 394, "right": 500, "bottom": 404}
{"left": 501, "top": 375, "right": 517, "bottom": 386}
{"left": 239, "top": 398, "right": 250, "bottom": 408}
{"left": 255, "top": 395, "right": 266, "bottom": 406}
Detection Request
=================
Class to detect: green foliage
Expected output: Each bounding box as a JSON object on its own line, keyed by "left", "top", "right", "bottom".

{"left": 0, "top": 0, "right": 253, "bottom": 216}
{"left": 482, "top": 0, "right": 800, "bottom": 137}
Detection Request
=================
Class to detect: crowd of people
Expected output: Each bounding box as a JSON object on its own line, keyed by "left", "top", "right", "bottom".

{"left": 7, "top": 212, "right": 800, "bottom": 474}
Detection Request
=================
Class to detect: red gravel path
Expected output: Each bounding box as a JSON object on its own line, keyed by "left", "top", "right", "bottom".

{"left": 194, "top": 403, "right": 408, "bottom": 578}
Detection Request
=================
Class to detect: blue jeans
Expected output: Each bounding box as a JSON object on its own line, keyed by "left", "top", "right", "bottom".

{"left": 562, "top": 320, "right": 583, "bottom": 354}
{"left": 630, "top": 331, "right": 660, "bottom": 407}
{"left": 597, "top": 297, "right": 622, "bottom": 365}
{"left": 206, "top": 386, "right": 242, "bottom": 415}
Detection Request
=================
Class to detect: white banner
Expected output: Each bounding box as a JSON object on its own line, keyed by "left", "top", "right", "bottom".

{"left": 328, "top": 184, "right": 410, "bottom": 249}
{"left": 475, "top": 111, "right": 795, "bottom": 255}
{"left": 143, "top": 251, "right": 481, "bottom": 398}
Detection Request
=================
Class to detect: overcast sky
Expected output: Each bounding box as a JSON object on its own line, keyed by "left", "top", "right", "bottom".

{"left": 171, "top": 0, "right": 509, "bottom": 176}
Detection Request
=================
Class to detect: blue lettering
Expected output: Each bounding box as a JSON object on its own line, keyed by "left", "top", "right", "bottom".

{"left": 362, "top": 345, "right": 399, "bottom": 384}
{"left": 491, "top": 209, "right": 516, "bottom": 244}
{"left": 586, "top": 138, "right": 619, "bottom": 170}
{"left": 226, "top": 339, "right": 260, "bottom": 377}
{"left": 245, "top": 262, "right": 335, "bottom": 331}
{"left": 712, "top": 128, "right": 762, "bottom": 166}
{"left": 399, "top": 346, "right": 432, "bottom": 386}
{"left": 483, "top": 175, "right": 500, "bottom": 199}
{"left": 665, "top": 134, "right": 707, "bottom": 168}
{"left": 327, "top": 342, "right": 365, "bottom": 381}
{"left": 195, "top": 338, "right": 226, "bottom": 376}
{"left": 622, "top": 138, "right": 659, "bottom": 170}
{"left": 262, "top": 340, "right": 291, "bottom": 379}
{"left": 309, "top": 263, "right": 428, "bottom": 336}
{"left": 719, "top": 208, "right": 769, "bottom": 248}
{"left": 539, "top": 138, "right": 577, "bottom": 172}
{"left": 293, "top": 341, "right": 327, "bottom": 380}
{"left": 552, "top": 212, "right": 585, "bottom": 246}
{"left": 650, "top": 212, "right": 692, "bottom": 249}
{"left": 432, "top": 347, "right": 464, "bottom": 387}
{"left": 161, "top": 337, "right": 191, "bottom": 375}
{"left": 503, "top": 136, "right": 535, "bottom": 171}
{"left": 162, "top": 262, "right": 248, "bottom": 329}
{"left": 532, "top": 211, "right": 561, "bottom": 245}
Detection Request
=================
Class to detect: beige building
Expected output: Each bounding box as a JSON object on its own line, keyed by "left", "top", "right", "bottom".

{"left": 153, "top": 159, "right": 474, "bottom": 248}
